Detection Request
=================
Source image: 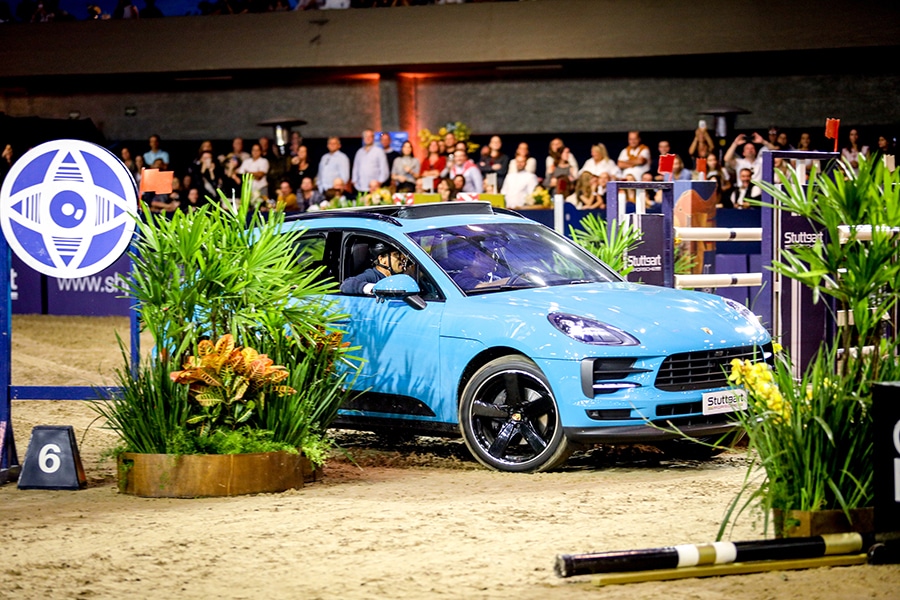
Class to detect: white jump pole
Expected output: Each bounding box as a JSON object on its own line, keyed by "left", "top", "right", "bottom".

{"left": 675, "top": 227, "right": 763, "bottom": 242}
{"left": 675, "top": 272, "right": 763, "bottom": 289}
{"left": 837, "top": 225, "right": 900, "bottom": 243}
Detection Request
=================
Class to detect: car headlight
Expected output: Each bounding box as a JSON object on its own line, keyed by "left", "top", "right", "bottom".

{"left": 547, "top": 312, "right": 640, "bottom": 346}
{"left": 723, "top": 298, "right": 766, "bottom": 331}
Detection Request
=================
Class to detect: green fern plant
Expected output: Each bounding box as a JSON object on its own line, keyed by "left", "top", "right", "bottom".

{"left": 568, "top": 213, "right": 644, "bottom": 276}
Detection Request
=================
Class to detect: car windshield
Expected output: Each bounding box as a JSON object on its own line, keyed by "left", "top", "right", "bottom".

{"left": 408, "top": 222, "right": 621, "bottom": 295}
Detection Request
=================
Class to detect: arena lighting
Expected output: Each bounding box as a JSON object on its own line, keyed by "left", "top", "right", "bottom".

{"left": 396, "top": 72, "right": 442, "bottom": 80}
{"left": 257, "top": 117, "right": 308, "bottom": 156}
{"left": 344, "top": 73, "right": 381, "bottom": 81}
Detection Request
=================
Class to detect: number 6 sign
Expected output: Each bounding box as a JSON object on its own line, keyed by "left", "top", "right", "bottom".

{"left": 17, "top": 426, "right": 86, "bottom": 490}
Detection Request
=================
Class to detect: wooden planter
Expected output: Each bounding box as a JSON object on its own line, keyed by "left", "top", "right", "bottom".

{"left": 774, "top": 507, "right": 875, "bottom": 538}
{"left": 118, "top": 451, "right": 321, "bottom": 498}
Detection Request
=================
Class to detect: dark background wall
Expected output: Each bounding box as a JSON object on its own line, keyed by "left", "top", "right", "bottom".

{"left": 1, "top": 0, "right": 898, "bottom": 165}
{"left": 3, "top": 72, "right": 897, "bottom": 140}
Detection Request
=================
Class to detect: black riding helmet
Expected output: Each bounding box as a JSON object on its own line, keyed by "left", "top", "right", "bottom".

{"left": 370, "top": 242, "right": 408, "bottom": 275}
{"left": 369, "top": 242, "right": 394, "bottom": 261}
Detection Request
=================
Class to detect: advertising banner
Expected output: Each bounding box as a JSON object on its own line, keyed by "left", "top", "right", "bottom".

{"left": 10, "top": 254, "right": 43, "bottom": 314}
{"left": 45, "top": 253, "right": 131, "bottom": 316}
{"left": 778, "top": 212, "right": 830, "bottom": 372}
{"left": 625, "top": 214, "right": 665, "bottom": 286}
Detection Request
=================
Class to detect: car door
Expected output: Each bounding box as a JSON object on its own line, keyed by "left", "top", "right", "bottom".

{"left": 335, "top": 232, "right": 451, "bottom": 424}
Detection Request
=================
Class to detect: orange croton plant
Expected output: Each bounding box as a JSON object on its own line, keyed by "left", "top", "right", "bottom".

{"left": 170, "top": 334, "right": 295, "bottom": 431}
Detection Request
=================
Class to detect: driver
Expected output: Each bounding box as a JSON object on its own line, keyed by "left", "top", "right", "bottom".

{"left": 340, "top": 242, "right": 409, "bottom": 295}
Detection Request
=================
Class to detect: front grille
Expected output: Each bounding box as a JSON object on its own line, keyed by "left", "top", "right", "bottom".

{"left": 657, "top": 401, "right": 702, "bottom": 417}
{"left": 655, "top": 343, "right": 772, "bottom": 392}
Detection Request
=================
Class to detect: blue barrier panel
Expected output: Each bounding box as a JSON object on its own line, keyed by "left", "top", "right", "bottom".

{"left": 607, "top": 181, "right": 675, "bottom": 287}
{"left": 713, "top": 209, "right": 762, "bottom": 255}
{"left": 562, "top": 204, "right": 607, "bottom": 235}
{"left": 760, "top": 150, "right": 840, "bottom": 370}
{"left": 0, "top": 241, "right": 17, "bottom": 476}
{"left": 517, "top": 207, "right": 555, "bottom": 229}
{"left": 9, "top": 254, "right": 43, "bottom": 315}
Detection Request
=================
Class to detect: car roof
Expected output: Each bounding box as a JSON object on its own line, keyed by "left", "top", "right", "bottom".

{"left": 282, "top": 201, "right": 533, "bottom": 233}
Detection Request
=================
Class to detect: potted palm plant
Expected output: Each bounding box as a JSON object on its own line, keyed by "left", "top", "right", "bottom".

{"left": 721, "top": 154, "right": 900, "bottom": 537}
{"left": 568, "top": 213, "right": 643, "bottom": 276}
{"left": 93, "top": 175, "right": 359, "bottom": 497}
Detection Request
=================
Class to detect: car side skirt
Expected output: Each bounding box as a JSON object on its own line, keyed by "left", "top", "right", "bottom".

{"left": 332, "top": 414, "right": 460, "bottom": 437}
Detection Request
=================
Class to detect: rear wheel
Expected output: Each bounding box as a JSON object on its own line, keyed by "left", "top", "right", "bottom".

{"left": 459, "top": 356, "right": 572, "bottom": 472}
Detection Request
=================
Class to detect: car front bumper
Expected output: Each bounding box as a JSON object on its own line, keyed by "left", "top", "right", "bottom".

{"left": 563, "top": 416, "right": 740, "bottom": 444}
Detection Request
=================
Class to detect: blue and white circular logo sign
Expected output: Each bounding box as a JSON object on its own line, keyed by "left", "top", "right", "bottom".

{"left": 0, "top": 140, "right": 138, "bottom": 278}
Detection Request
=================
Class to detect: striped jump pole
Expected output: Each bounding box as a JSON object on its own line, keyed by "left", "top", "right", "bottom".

{"left": 554, "top": 532, "right": 872, "bottom": 578}
{"left": 591, "top": 554, "right": 868, "bottom": 586}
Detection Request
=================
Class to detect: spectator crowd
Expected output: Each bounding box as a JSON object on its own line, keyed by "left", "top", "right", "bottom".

{"left": 0, "top": 125, "right": 895, "bottom": 216}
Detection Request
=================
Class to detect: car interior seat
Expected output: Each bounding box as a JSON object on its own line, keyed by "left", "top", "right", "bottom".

{"left": 348, "top": 240, "right": 372, "bottom": 278}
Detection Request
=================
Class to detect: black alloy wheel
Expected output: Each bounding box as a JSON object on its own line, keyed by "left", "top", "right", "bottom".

{"left": 459, "top": 355, "right": 572, "bottom": 472}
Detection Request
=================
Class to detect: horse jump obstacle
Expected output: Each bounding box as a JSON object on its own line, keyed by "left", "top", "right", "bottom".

{"left": 673, "top": 227, "right": 763, "bottom": 290}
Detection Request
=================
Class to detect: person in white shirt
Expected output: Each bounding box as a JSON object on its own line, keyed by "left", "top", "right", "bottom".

{"left": 238, "top": 143, "right": 270, "bottom": 201}
{"left": 579, "top": 143, "right": 621, "bottom": 179}
{"left": 616, "top": 131, "right": 651, "bottom": 180}
{"left": 507, "top": 142, "right": 538, "bottom": 176}
{"left": 500, "top": 155, "right": 539, "bottom": 209}
{"left": 317, "top": 136, "right": 351, "bottom": 193}
{"left": 724, "top": 133, "right": 766, "bottom": 179}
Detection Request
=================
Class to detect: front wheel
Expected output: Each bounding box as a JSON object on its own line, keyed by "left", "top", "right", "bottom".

{"left": 459, "top": 356, "right": 572, "bottom": 472}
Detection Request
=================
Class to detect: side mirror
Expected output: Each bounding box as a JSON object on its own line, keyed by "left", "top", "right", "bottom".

{"left": 372, "top": 274, "right": 426, "bottom": 310}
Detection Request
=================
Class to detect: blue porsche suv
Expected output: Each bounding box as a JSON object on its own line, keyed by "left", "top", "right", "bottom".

{"left": 285, "top": 202, "right": 771, "bottom": 472}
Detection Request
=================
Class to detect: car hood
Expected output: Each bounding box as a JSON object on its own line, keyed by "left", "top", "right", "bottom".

{"left": 449, "top": 282, "right": 769, "bottom": 355}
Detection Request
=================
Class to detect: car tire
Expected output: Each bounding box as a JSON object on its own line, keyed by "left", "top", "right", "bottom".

{"left": 458, "top": 355, "right": 572, "bottom": 473}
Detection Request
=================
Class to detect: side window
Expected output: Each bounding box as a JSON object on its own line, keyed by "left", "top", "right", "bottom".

{"left": 342, "top": 234, "right": 379, "bottom": 282}
{"left": 340, "top": 234, "right": 443, "bottom": 301}
{"left": 294, "top": 232, "right": 338, "bottom": 285}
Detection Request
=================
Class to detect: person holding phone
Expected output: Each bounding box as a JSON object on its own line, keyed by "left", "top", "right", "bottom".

{"left": 689, "top": 122, "right": 715, "bottom": 161}
{"left": 724, "top": 132, "right": 765, "bottom": 179}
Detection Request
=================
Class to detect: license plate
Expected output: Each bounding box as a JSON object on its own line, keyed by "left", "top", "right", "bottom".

{"left": 701, "top": 389, "right": 748, "bottom": 416}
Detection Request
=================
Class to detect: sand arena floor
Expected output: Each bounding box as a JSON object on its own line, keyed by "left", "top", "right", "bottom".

{"left": 2, "top": 315, "right": 897, "bottom": 599}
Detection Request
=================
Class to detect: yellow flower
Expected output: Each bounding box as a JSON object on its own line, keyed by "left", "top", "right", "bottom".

{"left": 728, "top": 358, "right": 746, "bottom": 384}
{"left": 530, "top": 187, "right": 551, "bottom": 206}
